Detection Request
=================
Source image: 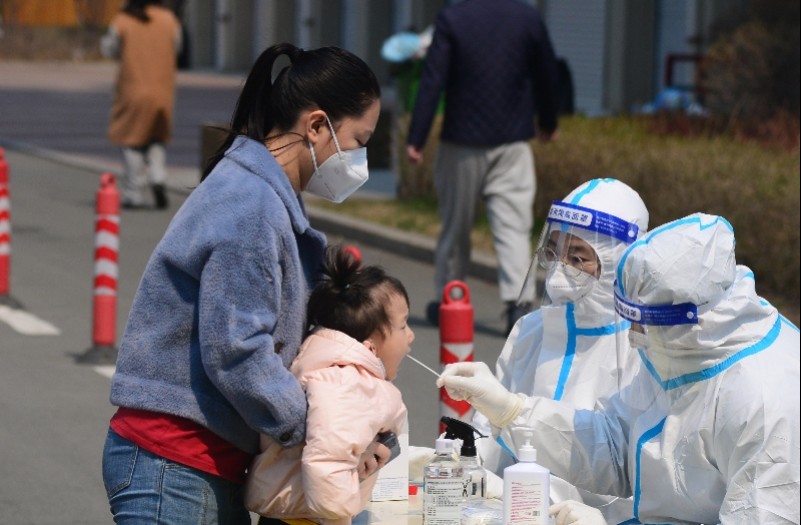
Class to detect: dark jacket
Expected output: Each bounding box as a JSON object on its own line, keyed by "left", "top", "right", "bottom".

{"left": 407, "top": 0, "right": 559, "bottom": 149}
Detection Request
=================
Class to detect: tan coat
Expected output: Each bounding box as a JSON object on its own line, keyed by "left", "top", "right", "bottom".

{"left": 245, "top": 328, "right": 408, "bottom": 525}
{"left": 107, "top": 5, "right": 180, "bottom": 146}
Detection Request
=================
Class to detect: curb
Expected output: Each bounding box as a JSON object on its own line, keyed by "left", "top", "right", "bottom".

{"left": 305, "top": 205, "right": 499, "bottom": 284}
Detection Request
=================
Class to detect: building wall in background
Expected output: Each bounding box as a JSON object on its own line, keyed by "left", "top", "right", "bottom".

{"left": 542, "top": 0, "right": 608, "bottom": 116}
{"left": 2, "top": 0, "right": 736, "bottom": 116}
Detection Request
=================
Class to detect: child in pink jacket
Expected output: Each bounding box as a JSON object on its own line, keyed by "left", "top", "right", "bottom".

{"left": 245, "top": 245, "right": 414, "bottom": 525}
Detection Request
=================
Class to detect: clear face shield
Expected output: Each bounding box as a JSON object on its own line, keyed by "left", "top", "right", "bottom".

{"left": 517, "top": 201, "right": 640, "bottom": 308}
{"left": 614, "top": 286, "right": 700, "bottom": 378}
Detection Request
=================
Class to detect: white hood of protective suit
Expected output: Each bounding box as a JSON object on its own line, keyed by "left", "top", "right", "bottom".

{"left": 617, "top": 213, "right": 779, "bottom": 379}
{"left": 551, "top": 178, "right": 649, "bottom": 325}
{"left": 500, "top": 178, "right": 650, "bottom": 402}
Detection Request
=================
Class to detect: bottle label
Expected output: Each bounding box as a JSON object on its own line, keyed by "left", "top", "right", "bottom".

{"left": 423, "top": 478, "right": 464, "bottom": 525}
{"left": 507, "top": 479, "right": 545, "bottom": 525}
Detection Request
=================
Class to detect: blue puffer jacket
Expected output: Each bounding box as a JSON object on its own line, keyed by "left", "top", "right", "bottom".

{"left": 110, "top": 136, "right": 327, "bottom": 454}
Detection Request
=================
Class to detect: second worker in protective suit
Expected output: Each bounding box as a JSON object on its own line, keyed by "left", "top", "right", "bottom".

{"left": 439, "top": 213, "right": 800, "bottom": 524}
{"left": 473, "top": 178, "right": 648, "bottom": 522}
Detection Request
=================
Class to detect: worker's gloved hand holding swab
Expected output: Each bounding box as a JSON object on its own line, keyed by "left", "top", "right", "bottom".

{"left": 436, "top": 361, "right": 524, "bottom": 428}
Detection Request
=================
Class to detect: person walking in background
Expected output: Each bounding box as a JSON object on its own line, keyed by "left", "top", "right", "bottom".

{"left": 246, "top": 245, "right": 413, "bottom": 524}
{"left": 102, "top": 43, "right": 383, "bottom": 523}
{"left": 100, "top": 0, "right": 182, "bottom": 210}
{"left": 405, "top": 0, "right": 560, "bottom": 334}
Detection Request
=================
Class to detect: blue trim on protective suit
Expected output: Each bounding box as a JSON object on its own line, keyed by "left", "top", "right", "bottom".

{"left": 781, "top": 315, "right": 799, "bottom": 332}
{"left": 633, "top": 417, "right": 666, "bottom": 521}
{"left": 554, "top": 303, "right": 577, "bottom": 401}
{"left": 626, "top": 311, "right": 781, "bottom": 523}
{"left": 553, "top": 304, "right": 631, "bottom": 401}
{"left": 741, "top": 271, "right": 773, "bottom": 308}
{"left": 639, "top": 316, "right": 780, "bottom": 391}
{"left": 616, "top": 517, "right": 672, "bottom": 524}
{"left": 576, "top": 320, "right": 630, "bottom": 337}
{"left": 568, "top": 178, "right": 603, "bottom": 204}
{"left": 496, "top": 435, "right": 517, "bottom": 462}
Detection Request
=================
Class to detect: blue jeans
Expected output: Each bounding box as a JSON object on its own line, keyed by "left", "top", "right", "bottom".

{"left": 102, "top": 428, "right": 252, "bottom": 524}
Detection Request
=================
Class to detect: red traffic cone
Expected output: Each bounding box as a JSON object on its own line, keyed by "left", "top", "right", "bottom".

{"left": 438, "top": 280, "right": 475, "bottom": 433}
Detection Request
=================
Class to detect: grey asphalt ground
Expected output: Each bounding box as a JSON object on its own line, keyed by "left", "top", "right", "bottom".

{"left": 0, "top": 61, "right": 509, "bottom": 523}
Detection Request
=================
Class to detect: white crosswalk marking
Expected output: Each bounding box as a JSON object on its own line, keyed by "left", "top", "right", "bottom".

{"left": 0, "top": 304, "right": 60, "bottom": 335}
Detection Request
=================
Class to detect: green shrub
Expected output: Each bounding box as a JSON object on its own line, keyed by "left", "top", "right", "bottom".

{"left": 394, "top": 112, "right": 440, "bottom": 199}
{"left": 393, "top": 115, "right": 800, "bottom": 313}
{"left": 702, "top": 0, "right": 799, "bottom": 125}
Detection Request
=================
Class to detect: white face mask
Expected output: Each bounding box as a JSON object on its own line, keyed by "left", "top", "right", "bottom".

{"left": 305, "top": 116, "right": 369, "bottom": 203}
{"left": 628, "top": 330, "right": 650, "bottom": 350}
{"left": 544, "top": 264, "right": 596, "bottom": 304}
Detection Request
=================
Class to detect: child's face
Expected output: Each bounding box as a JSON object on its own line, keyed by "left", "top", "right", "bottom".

{"left": 372, "top": 292, "right": 414, "bottom": 381}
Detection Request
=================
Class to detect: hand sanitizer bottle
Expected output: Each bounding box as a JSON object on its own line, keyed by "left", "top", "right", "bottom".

{"left": 503, "top": 431, "right": 549, "bottom": 525}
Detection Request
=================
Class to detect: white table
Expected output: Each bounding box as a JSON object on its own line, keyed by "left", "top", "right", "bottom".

{"left": 354, "top": 494, "right": 423, "bottom": 524}
{"left": 354, "top": 495, "right": 510, "bottom": 524}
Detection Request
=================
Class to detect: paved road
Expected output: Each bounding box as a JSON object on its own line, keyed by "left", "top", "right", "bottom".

{"left": 0, "top": 60, "right": 397, "bottom": 197}
{"left": 0, "top": 62, "right": 509, "bottom": 522}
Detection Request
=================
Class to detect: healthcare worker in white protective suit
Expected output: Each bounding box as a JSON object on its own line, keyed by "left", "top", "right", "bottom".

{"left": 469, "top": 178, "right": 648, "bottom": 522}
{"left": 438, "top": 213, "right": 800, "bottom": 524}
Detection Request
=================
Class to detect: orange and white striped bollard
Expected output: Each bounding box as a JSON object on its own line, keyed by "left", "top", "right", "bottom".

{"left": 0, "top": 147, "right": 10, "bottom": 301}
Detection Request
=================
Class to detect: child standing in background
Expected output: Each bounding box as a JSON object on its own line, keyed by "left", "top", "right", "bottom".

{"left": 246, "top": 245, "right": 414, "bottom": 525}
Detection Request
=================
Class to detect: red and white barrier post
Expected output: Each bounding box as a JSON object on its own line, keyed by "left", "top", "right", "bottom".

{"left": 438, "top": 280, "right": 475, "bottom": 434}
{"left": 0, "top": 147, "right": 11, "bottom": 303}
{"left": 78, "top": 173, "right": 120, "bottom": 364}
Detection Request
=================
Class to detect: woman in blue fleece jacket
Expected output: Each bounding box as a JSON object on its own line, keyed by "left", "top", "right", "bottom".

{"left": 102, "top": 42, "right": 382, "bottom": 524}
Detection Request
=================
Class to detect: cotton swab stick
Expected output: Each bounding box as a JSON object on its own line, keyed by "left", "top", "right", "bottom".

{"left": 406, "top": 354, "right": 441, "bottom": 378}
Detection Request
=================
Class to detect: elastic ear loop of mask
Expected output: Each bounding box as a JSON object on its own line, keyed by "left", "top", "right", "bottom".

{"left": 307, "top": 115, "right": 341, "bottom": 172}
{"left": 308, "top": 137, "right": 319, "bottom": 172}
{"left": 324, "top": 114, "right": 344, "bottom": 157}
